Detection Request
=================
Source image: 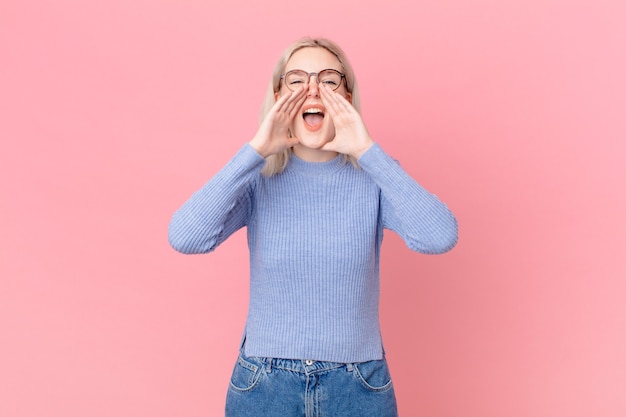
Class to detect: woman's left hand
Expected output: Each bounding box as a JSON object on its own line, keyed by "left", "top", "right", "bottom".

{"left": 319, "top": 84, "right": 374, "bottom": 159}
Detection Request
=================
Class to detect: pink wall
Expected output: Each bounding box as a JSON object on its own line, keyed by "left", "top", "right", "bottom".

{"left": 1, "top": 1, "right": 624, "bottom": 416}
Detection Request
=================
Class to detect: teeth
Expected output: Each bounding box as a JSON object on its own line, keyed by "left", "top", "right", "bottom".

{"left": 303, "top": 108, "right": 323, "bottom": 114}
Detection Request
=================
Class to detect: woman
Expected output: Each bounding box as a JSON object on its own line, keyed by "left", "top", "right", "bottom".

{"left": 168, "top": 37, "right": 458, "bottom": 417}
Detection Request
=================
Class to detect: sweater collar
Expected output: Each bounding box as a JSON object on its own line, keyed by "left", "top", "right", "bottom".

{"left": 287, "top": 151, "right": 345, "bottom": 174}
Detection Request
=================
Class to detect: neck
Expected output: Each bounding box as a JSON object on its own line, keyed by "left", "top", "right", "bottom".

{"left": 292, "top": 145, "right": 338, "bottom": 162}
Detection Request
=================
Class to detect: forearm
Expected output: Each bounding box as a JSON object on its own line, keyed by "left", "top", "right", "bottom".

{"left": 168, "top": 144, "right": 265, "bottom": 254}
{"left": 358, "top": 143, "right": 458, "bottom": 254}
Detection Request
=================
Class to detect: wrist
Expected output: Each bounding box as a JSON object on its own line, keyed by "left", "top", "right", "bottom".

{"left": 353, "top": 140, "right": 375, "bottom": 159}
{"left": 249, "top": 137, "right": 269, "bottom": 158}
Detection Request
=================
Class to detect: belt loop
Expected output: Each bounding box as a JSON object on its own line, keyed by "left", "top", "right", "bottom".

{"left": 266, "top": 358, "right": 272, "bottom": 373}
{"left": 347, "top": 363, "right": 354, "bottom": 372}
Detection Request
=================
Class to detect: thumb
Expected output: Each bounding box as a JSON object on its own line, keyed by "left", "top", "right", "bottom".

{"left": 286, "top": 132, "right": 300, "bottom": 147}
{"left": 320, "top": 138, "right": 338, "bottom": 153}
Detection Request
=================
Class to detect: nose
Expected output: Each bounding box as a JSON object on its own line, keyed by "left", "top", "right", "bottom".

{"left": 306, "top": 74, "right": 320, "bottom": 97}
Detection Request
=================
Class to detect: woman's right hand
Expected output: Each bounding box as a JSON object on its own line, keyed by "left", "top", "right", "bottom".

{"left": 249, "top": 86, "right": 307, "bottom": 158}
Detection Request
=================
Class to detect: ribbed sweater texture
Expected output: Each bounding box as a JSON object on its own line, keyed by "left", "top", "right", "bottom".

{"left": 168, "top": 143, "right": 458, "bottom": 363}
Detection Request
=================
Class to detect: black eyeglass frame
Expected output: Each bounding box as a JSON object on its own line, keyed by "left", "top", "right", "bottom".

{"left": 280, "top": 69, "right": 347, "bottom": 92}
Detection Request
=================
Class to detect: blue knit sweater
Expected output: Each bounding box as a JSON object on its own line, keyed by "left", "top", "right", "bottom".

{"left": 168, "top": 143, "right": 457, "bottom": 363}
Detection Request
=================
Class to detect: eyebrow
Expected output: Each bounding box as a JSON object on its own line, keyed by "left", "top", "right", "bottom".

{"left": 283, "top": 68, "right": 343, "bottom": 73}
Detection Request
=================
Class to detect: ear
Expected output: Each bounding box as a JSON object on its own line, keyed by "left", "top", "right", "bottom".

{"left": 274, "top": 92, "right": 280, "bottom": 101}
{"left": 345, "top": 92, "right": 352, "bottom": 104}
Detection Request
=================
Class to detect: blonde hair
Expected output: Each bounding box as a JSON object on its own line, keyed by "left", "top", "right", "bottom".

{"left": 260, "top": 37, "right": 361, "bottom": 176}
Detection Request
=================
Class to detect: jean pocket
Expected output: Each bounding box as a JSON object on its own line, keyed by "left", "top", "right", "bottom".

{"left": 228, "top": 355, "right": 265, "bottom": 393}
{"left": 352, "top": 358, "right": 394, "bottom": 392}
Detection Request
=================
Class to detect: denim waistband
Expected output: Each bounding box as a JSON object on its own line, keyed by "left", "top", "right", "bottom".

{"left": 239, "top": 343, "right": 353, "bottom": 375}
{"left": 260, "top": 356, "right": 349, "bottom": 374}
{"left": 238, "top": 334, "right": 365, "bottom": 374}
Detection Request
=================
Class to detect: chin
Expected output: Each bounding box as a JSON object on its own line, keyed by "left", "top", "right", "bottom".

{"left": 294, "top": 124, "right": 335, "bottom": 149}
{"left": 298, "top": 134, "right": 333, "bottom": 149}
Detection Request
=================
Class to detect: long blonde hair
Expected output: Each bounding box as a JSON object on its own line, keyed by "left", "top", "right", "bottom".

{"left": 260, "top": 37, "right": 361, "bottom": 176}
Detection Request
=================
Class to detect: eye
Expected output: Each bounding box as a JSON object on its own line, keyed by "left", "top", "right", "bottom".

{"left": 318, "top": 70, "right": 342, "bottom": 88}
{"left": 285, "top": 71, "right": 308, "bottom": 86}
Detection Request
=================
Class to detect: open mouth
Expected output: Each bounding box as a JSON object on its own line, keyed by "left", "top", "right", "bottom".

{"left": 302, "top": 106, "right": 325, "bottom": 130}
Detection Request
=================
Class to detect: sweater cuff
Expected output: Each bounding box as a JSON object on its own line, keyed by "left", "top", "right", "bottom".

{"left": 357, "top": 143, "right": 400, "bottom": 174}
{"left": 238, "top": 143, "right": 267, "bottom": 166}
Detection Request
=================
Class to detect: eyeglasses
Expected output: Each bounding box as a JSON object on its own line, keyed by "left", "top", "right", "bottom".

{"left": 280, "top": 69, "right": 346, "bottom": 92}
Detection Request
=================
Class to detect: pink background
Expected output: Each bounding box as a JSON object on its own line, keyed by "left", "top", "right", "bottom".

{"left": 1, "top": 1, "right": 625, "bottom": 416}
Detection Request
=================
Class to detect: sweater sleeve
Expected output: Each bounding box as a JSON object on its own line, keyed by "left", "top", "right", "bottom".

{"left": 168, "top": 144, "right": 265, "bottom": 254}
{"left": 357, "top": 143, "right": 458, "bottom": 254}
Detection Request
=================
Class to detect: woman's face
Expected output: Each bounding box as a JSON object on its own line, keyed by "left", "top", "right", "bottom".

{"left": 277, "top": 47, "right": 351, "bottom": 154}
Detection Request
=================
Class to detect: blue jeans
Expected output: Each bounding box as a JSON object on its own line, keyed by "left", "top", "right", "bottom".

{"left": 225, "top": 350, "right": 398, "bottom": 417}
